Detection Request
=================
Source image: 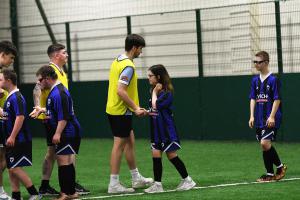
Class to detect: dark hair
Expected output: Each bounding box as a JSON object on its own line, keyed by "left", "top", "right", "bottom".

{"left": 0, "top": 41, "right": 17, "bottom": 57}
{"left": 125, "top": 34, "right": 146, "bottom": 51}
{"left": 47, "top": 43, "right": 65, "bottom": 57}
{"left": 2, "top": 68, "right": 17, "bottom": 85}
{"left": 255, "top": 51, "right": 269, "bottom": 62}
{"left": 36, "top": 65, "right": 58, "bottom": 80}
{"left": 148, "top": 64, "right": 174, "bottom": 93}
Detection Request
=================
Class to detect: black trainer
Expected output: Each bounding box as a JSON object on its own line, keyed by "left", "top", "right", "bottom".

{"left": 39, "top": 185, "right": 59, "bottom": 196}
{"left": 75, "top": 182, "right": 90, "bottom": 195}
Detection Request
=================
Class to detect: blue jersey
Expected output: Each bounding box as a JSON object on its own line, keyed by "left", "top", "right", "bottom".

{"left": 249, "top": 74, "right": 282, "bottom": 128}
{"left": 3, "top": 90, "right": 31, "bottom": 143}
{"left": 149, "top": 91, "right": 179, "bottom": 143}
{"left": 46, "top": 83, "right": 81, "bottom": 138}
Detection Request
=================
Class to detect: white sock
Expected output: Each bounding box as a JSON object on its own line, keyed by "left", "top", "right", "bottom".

{"left": 130, "top": 168, "right": 140, "bottom": 180}
{"left": 0, "top": 186, "right": 4, "bottom": 193}
{"left": 277, "top": 164, "right": 283, "bottom": 168}
{"left": 110, "top": 174, "right": 119, "bottom": 185}
{"left": 184, "top": 176, "right": 191, "bottom": 181}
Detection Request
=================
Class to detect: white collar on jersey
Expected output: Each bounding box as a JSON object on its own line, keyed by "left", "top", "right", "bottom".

{"left": 49, "top": 81, "right": 61, "bottom": 93}
{"left": 117, "top": 54, "right": 129, "bottom": 61}
{"left": 6, "top": 88, "right": 19, "bottom": 100}
{"left": 259, "top": 71, "right": 272, "bottom": 82}
{"left": 49, "top": 62, "right": 64, "bottom": 74}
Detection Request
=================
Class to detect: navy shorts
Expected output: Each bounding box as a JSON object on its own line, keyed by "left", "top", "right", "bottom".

{"left": 151, "top": 141, "right": 181, "bottom": 152}
{"left": 107, "top": 114, "right": 132, "bottom": 138}
{"left": 6, "top": 141, "right": 32, "bottom": 169}
{"left": 55, "top": 137, "right": 81, "bottom": 155}
{"left": 256, "top": 128, "right": 277, "bottom": 141}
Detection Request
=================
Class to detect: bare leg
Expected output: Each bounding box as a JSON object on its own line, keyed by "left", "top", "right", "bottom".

{"left": 124, "top": 131, "right": 136, "bottom": 170}
{"left": 0, "top": 148, "right": 6, "bottom": 187}
{"left": 110, "top": 137, "right": 127, "bottom": 174}
{"left": 9, "top": 167, "right": 33, "bottom": 188}
{"left": 8, "top": 170, "right": 20, "bottom": 192}
{"left": 42, "top": 146, "right": 56, "bottom": 180}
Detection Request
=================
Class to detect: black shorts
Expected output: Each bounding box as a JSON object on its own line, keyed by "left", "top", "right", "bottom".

{"left": 107, "top": 114, "right": 133, "bottom": 138}
{"left": 256, "top": 128, "right": 277, "bottom": 141}
{"left": 55, "top": 137, "right": 81, "bottom": 155}
{"left": 151, "top": 141, "right": 181, "bottom": 152}
{"left": 6, "top": 141, "right": 32, "bottom": 169}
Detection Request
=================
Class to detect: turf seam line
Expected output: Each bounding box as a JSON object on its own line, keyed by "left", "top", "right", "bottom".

{"left": 80, "top": 177, "right": 300, "bottom": 199}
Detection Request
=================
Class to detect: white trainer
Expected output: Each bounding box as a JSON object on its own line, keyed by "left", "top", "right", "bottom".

{"left": 0, "top": 192, "right": 12, "bottom": 200}
{"left": 176, "top": 176, "right": 196, "bottom": 191}
{"left": 144, "top": 182, "right": 164, "bottom": 193}
{"left": 132, "top": 175, "right": 153, "bottom": 188}
{"left": 28, "top": 194, "right": 42, "bottom": 200}
{"left": 108, "top": 182, "right": 135, "bottom": 194}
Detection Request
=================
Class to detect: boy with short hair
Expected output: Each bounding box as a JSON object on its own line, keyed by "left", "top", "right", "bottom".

{"left": 249, "top": 51, "right": 287, "bottom": 182}
{"left": 1, "top": 69, "right": 40, "bottom": 200}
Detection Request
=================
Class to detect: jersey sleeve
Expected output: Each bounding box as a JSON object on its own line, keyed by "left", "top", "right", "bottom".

{"left": 54, "top": 91, "right": 70, "bottom": 121}
{"left": 14, "top": 95, "right": 25, "bottom": 116}
{"left": 118, "top": 66, "right": 134, "bottom": 86}
{"left": 156, "top": 91, "right": 173, "bottom": 110}
{"left": 249, "top": 78, "right": 256, "bottom": 100}
{"left": 272, "top": 77, "right": 281, "bottom": 100}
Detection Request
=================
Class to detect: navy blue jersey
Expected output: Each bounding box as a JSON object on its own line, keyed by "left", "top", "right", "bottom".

{"left": 3, "top": 90, "right": 31, "bottom": 143}
{"left": 46, "top": 83, "right": 81, "bottom": 138}
{"left": 249, "top": 74, "right": 282, "bottom": 128}
{"left": 149, "top": 91, "right": 179, "bottom": 144}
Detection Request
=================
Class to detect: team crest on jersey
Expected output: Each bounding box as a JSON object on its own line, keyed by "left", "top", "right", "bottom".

{"left": 6, "top": 101, "right": 10, "bottom": 108}
{"left": 10, "top": 157, "right": 14, "bottom": 163}
{"left": 47, "top": 98, "right": 51, "bottom": 105}
{"left": 266, "top": 85, "right": 270, "bottom": 90}
{"left": 120, "top": 75, "right": 129, "bottom": 82}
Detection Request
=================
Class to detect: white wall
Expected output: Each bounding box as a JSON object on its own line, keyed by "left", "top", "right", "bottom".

{"left": 0, "top": 0, "right": 11, "bottom": 40}
{"left": 13, "top": 0, "right": 300, "bottom": 82}
{"left": 17, "top": 0, "right": 275, "bottom": 27}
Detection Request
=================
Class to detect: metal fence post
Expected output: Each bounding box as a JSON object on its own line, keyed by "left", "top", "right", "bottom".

{"left": 10, "top": 0, "right": 20, "bottom": 85}
{"left": 275, "top": 1, "right": 283, "bottom": 74}
{"left": 196, "top": 9, "right": 203, "bottom": 78}
{"left": 65, "top": 22, "right": 73, "bottom": 83}
{"left": 126, "top": 16, "right": 132, "bottom": 35}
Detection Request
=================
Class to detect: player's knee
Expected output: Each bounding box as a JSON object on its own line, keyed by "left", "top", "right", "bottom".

{"left": 260, "top": 141, "right": 271, "bottom": 151}
{"left": 45, "top": 152, "right": 56, "bottom": 161}
{"left": 8, "top": 168, "right": 17, "bottom": 175}
{"left": 0, "top": 160, "right": 6, "bottom": 172}
{"left": 166, "top": 152, "right": 177, "bottom": 160}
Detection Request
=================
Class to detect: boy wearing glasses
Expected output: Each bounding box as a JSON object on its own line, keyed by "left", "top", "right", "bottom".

{"left": 249, "top": 51, "right": 287, "bottom": 182}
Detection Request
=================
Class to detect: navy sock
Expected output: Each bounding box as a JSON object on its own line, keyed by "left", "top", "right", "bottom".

{"left": 153, "top": 157, "right": 162, "bottom": 182}
{"left": 263, "top": 149, "right": 274, "bottom": 174}
{"left": 27, "top": 185, "right": 38, "bottom": 195}
{"left": 269, "top": 146, "right": 282, "bottom": 167}
{"left": 170, "top": 156, "right": 188, "bottom": 179}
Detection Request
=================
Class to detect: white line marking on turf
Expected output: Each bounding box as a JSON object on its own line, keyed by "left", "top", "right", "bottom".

{"left": 80, "top": 177, "right": 300, "bottom": 200}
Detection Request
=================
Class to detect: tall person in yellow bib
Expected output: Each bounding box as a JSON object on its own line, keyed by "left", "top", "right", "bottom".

{"left": 106, "top": 34, "right": 153, "bottom": 194}
{"left": 0, "top": 40, "right": 17, "bottom": 200}
{"left": 30, "top": 43, "right": 90, "bottom": 196}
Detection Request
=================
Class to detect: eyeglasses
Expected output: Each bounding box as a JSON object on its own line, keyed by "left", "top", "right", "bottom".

{"left": 147, "top": 74, "right": 155, "bottom": 78}
{"left": 253, "top": 60, "right": 265, "bottom": 64}
{"left": 38, "top": 77, "right": 45, "bottom": 82}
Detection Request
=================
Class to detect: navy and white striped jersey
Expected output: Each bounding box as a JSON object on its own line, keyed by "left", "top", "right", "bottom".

{"left": 149, "top": 91, "right": 179, "bottom": 144}
{"left": 3, "top": 89, "right": 31, "bottom": 143}
{"left": 249, "top": 73, "right": 282, "bottom": 129}
{"left": 46, "top": 83, "right": 81, "bottom": 138}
